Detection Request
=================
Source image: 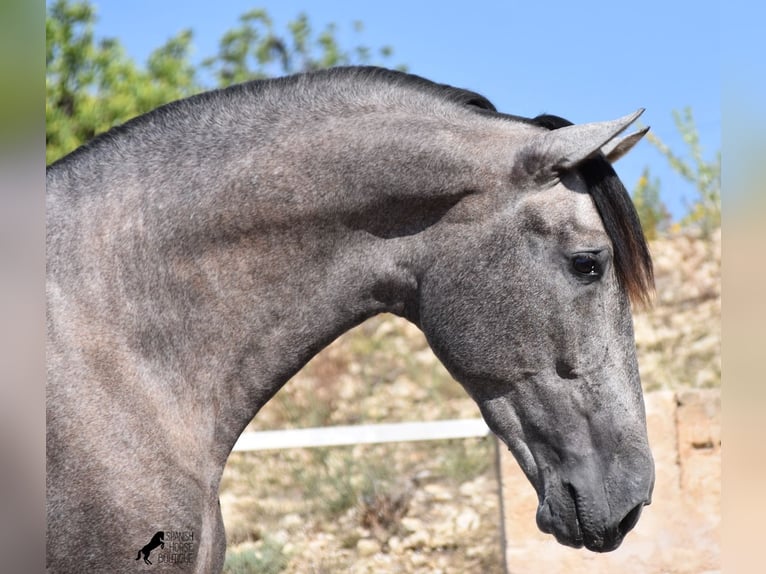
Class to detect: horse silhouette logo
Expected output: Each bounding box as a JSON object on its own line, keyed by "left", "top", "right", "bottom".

{"left": 136, "top": 531, "right": 164, "bottom": 565}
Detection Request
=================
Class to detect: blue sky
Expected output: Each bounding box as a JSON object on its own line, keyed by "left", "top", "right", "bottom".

{"left": 76, "top": 1, "right": 720, "bottom": 220}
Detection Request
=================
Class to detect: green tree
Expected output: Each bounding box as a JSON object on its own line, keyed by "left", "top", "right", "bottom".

{"left": 201, "top": 9, "right": 397, "bottom": 86}
{"left": 645, "top": 107, "right": 721, "bottom": 236}
{"left": 46, "top": 0, "right": 198, "bottom": 163}
{"left": 46, "top": 0, "right": 399, "bottom": 163}
{"left": 631, "top": 166, "right": 670, "bottom": 240}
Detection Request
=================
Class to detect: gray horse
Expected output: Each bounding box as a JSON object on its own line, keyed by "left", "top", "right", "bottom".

{"left": 46, "top": 67, "right": 654, "bottom": 572}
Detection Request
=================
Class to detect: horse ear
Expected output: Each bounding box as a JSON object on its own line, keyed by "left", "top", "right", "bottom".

{"left": 533, "top": 109, "right": 645, "bottom": 171}
{"left": 601, "top": 127, "right": 649, "bottom": 164}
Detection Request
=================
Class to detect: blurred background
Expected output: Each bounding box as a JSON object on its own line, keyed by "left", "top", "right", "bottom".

{"left": 4, "top": 0, "right": 760, "bottom": 572}
{"left": 43, "top": 2, "right": 726, "bottom": 571}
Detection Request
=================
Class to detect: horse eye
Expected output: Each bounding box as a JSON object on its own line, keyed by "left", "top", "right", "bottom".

{"left": 572, "top": 254, "right": 600, "bottom": 277}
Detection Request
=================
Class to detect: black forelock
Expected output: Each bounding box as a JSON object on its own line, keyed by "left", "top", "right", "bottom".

{"left": 530, "top": 113, "right": 654, "bottom": 306}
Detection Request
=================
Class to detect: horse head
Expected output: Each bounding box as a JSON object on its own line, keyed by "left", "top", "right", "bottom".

{"left": 414, "top": 110, "right": 654, "bottom": 551}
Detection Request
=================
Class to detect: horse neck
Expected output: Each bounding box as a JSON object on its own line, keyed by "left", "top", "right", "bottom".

{"left": 47, "top": 100, "right": 517, "bottom": 460}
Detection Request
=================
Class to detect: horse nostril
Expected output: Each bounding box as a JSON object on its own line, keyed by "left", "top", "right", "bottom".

{"left": 555, "top": 360, "right": 577, "bottom": 379}
{"left": 618, "top": 502, "right": 644, "bottom": 536}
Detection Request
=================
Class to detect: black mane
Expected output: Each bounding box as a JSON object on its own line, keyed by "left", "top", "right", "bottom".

{"left": 335, "top": 66, "right": 498, "bottom": 111}
{"left": 531, "top": 113, "right": 654, "bottom": 307}
{"left": 48, "top": 66, "right": 497, "bottom": 170}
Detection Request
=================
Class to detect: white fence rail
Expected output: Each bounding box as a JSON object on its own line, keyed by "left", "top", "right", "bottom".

{"left": 232, "top": 418, "right": 491, "bottom": 452}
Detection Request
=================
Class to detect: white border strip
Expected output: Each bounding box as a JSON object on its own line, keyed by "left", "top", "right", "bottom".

{"left": 232, "top": 418, "right": 490, "bottom": 451}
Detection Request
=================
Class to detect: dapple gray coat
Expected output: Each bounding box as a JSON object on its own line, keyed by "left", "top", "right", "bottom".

{"left": 47, "top": 67, "right": 654, "bottom": 573}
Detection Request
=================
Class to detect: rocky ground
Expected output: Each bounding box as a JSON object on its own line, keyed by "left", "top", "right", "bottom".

{"left": 219, "top": 230, "right": 721, "bottom": 574}
{"left": 633, "top": 228, "right": 721, "bottom": 390}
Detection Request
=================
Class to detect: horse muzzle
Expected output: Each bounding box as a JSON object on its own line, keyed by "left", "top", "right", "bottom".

{"left": 535, "top": 473, "right": 653, "bottom": 552}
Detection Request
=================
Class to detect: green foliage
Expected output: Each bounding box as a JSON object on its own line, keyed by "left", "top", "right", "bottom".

{"left": 1, "top": 0, "right": 42, "bottom": 142}
{"left": 296, "top": 446, "right": 396, "bottom": 517}
{"left": 645, "top": 107, "right": 721, "bottom": 235}
{"left": 46, "top": 0, "right": 198, "bottom": 163}
{"left": 46, "top": 0, "right": 400, "bottom": 163}
{"left": 631, "top": 167, "right": 670, "bottom": 240}
{"left": 223, "top": 537, "right": 289, "bottom": 574}
{"left": 438, "top": 437, "right": 492, "bottom": 484}
{"left": 202, "top": 10, "right": 399, "bottom": 86}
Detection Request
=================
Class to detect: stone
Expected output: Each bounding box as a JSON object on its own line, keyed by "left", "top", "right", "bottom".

{"left": 401, "top": 529, "right": 430, "bottom": 550}
{"left": 455, "top": 508, "right": 480, "bottom": 534}
{"left": 279, "top": 512, "right": 303, "bottom": 529}
{"left": 356, "top": 538, "right": 381, "bottom": 557}
{"left": 423, "top": 483, "right": 453, "bottom": 502}
{"left": 400, "top": 517, "right": 424, "bottom": 533}
{"left": 387, "top": 535, "right": 402, "bottom": 554}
